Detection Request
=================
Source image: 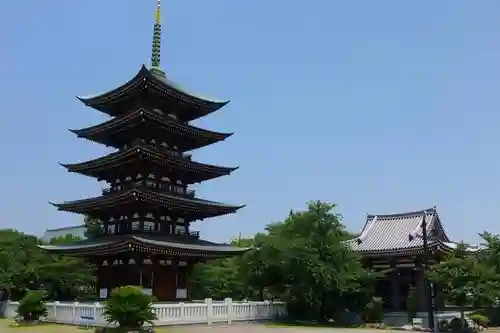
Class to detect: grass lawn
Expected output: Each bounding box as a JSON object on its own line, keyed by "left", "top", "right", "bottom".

{"left": 265, "top": 320, "right": 380, "bottom": 329}
{"left": 265, "top": 321, "right": 338, "bottom": 328}
{"left": 0, "top": 319, "right": 176, "bottom": 333}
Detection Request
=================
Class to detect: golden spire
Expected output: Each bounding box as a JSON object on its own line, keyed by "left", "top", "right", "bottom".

{"left": 155, "top": 0, "right": 161, "bottom": 24}
{"left": 151, "top": 0, "right": 162, "bottom": 69}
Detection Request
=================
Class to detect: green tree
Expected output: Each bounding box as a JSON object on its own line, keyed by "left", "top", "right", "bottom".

{"left": 189, "top": 201, "right": 378, "bottom": 321}
{"left": 258, "top": 201, "right": 377, "bottom": 320}
{"left": 429, "top": 243, "right": 500, "bottom": 323}
{"left": 84, "top": 215, "right": 104, "bottom": 239}
{"left": 16, "top": 290, "right": 48, "bottom": 322}
{"left": 189, "top": 237, "right": 255, "bottom": 300}
{"left": 0, "top": 229, "right": 95, "bottom": 301}
{"left": 48, "top": 234, "right": 82, "bottom": 244}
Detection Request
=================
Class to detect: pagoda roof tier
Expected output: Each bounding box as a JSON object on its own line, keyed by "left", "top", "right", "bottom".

{"left": 38, "top": 234, "right": 249, "bottom": 258}
{"left": 77, "top": 65, "right": 229, "bottom": 122}
{"left": 50, "top": 188, "right": 245, "bottom": 220}
{"left": 69, "top": 108, "right": 233, "bottom": 152}
{"left": 60, "top": 144, "right": 238, "bottom": 184}
{"left": 345, "top": 207, "right": 479, "bottom": 257}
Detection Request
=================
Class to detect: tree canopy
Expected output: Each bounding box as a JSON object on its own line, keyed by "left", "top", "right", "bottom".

{"left": 84, "top": 215, "right": 104, "bottom": 239}
{"left": 190, "top": 201, "right": 379, "bottom": 320}
{"left": 0, "top": 229, "right": 95, "bottom": 301}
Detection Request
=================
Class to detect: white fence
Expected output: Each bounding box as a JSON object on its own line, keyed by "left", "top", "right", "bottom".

{"left": 4, "top": 298, "right": 286, "bottom": 326}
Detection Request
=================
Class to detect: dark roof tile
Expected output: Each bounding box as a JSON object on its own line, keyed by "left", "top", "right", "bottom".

{"left": 346, "top": 207, "right": 449, "bottom": 253}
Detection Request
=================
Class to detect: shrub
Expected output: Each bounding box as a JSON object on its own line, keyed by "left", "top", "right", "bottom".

{"left": 468, "top": 313, "right": 489, "bottom": 328}
{"left": 406, "top": 285, "right": 419, "bottom": 323}
{"left": 362, "top": 297, "right": 384, "bottom": 323}
{"left": 103, "top": 286, "right": 157, "bottom": 330}
{"left": 449, "top": 317, "right": 468, "bottom": 333}
{"left": 16, "top": 290, "right": 48, "bottom": 322}
{"left": 438, "top": 319, "right": 449, "bottom": 332}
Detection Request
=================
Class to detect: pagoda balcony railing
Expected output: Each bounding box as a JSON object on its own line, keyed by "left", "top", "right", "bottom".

{"left": 127, "top": 140, "right": 192, "bottom": 160}
{"left": 126, "top": 224, "right": 200, "bottom": 239}
{"left": 158, "top": 147, "right": 192, "bottom": 160}
{"left": 102, "top": 184, "right": 196, "bottom": 198}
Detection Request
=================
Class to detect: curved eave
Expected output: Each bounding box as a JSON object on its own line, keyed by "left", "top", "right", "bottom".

{"left": 351, "top": 240, "right": 478, "bottom": 258}
{"left": 49, "top": 189, "right": 245, "bottom": 217}
{"left": 38, "top": 237, "right": 250, "bottom": 257}
{"left": 69, "top": 108, "right": 234, "bottom": 149}
{"left": 76, "top": 65, "right": 229, "bottom": 116}
{"left": 59, "top": 146, "right": 238, "bottom": 182}
{"left": 38, "top": 240, "right": 117, "bottom": 253}
{"left": 133, "top": 236, "right": 251, "bottom": 254}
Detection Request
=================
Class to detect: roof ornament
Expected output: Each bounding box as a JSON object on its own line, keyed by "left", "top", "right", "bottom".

{"left": 150, "top": 0, "right": 165, "bottom": 77}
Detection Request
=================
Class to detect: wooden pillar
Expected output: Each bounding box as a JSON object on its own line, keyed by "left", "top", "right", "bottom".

{"left": 391, "top": 269, "right": 401, "bottom": 310}
{"left": 416, "top": 268, "right": 426, "bottom": 311}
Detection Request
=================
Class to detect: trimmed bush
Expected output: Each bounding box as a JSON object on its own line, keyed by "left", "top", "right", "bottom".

{"left": 103, "top": 286, "right": 157, "bottom": 330}
{"left": 362, "top": 297, "right": 384, "bottom": 323}
{"left": 468, "top": 313, "right": 489, "bottom": 328}
{"left": 16, "top": 290, "right": 48, "bottom": 322}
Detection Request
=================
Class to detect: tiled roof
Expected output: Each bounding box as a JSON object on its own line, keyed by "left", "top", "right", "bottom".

{"left": 38, "top": 233, "right": 249, "bottom": 256}
{"left": 346, "top": 207, "right": 450, "bottom": 255}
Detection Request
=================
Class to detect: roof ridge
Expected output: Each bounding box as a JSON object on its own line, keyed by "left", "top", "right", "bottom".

{"left": 367, "top": 207, "right": 436, "bottom": 219}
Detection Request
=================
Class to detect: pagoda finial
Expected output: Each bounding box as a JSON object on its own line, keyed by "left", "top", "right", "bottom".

{"left": 151, "top": 0, "right": 162, "bottom": 70}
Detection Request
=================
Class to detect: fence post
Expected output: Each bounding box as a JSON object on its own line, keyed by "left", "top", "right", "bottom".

{"left": 179, "top": 302, "right": 185, "bottom": 323}
{"left": 72, "top": 301, "right": 78, "bottom": 324}
{"left": 93, "top": 302, "right": 99, "bottom": 323}
{"left": 205, "top": 298, "right": 213, "bottom": 325}
{"left": 53, "top": 301, "right": 59, "bottom": 322}
{"left": 225, "top": 298, "right": 233, "bottom": 324}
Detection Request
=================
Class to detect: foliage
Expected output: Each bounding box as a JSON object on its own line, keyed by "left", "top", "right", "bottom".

{"left": 190, "top": 201, "right": 379, "bottom": 321}
{"left": 429, "top": 242, "right": 500, "bottom": 320}
{"left": 0, "top": 229, "right": 95, "bottom": 301}
{"left": 47, "top": 234, "right": 82, "bottom": 245}
{"left": 449, "top": 317, "right": 468, "bottom": 332}
{"left": 438, "top": 319, "right": 450, "bottom": 332}
{"left": 362, "top": 297, "right": 384, "bottom": 323}
{"left": 406, "top": 285, "right": 420, "bottom": 323}
{"left": 84, "top": 215, "right": 104, "bottom": 239}
{"left": 16, "top": 290, "right": 48, "bottom": 322}
{"left": 468, "top": 313, "right": 489, "bottom": 328}
{"left": 103, "top": 286, "right": 157, "bottom": 330}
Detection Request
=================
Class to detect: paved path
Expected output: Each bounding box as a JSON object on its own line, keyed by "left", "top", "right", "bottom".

{"left": 173, "top": 323, "right": 398, "bottom": 333}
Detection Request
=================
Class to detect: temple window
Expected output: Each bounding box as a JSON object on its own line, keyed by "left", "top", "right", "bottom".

{"left": 145, "top": 180, "right": 156, "bottom": 188}
{"left": 174, "top": 224, "right": 184, "bottom": 234}
{"left": 144, "top": 221, "right": 155, "bottom": 231}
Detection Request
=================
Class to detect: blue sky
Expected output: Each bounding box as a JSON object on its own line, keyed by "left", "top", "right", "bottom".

{"left": 1, "top": 1, "right": 500, "bottom": 244}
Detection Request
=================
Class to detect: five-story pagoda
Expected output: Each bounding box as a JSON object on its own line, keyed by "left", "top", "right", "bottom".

{"left": 39, "top": 0, "right": 247, "bottom": 301}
